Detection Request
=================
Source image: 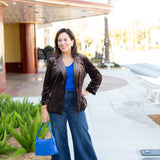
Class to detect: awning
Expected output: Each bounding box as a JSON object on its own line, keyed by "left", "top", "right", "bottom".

{"left": 2, "top": 0, "right": 113, "bottom": 24}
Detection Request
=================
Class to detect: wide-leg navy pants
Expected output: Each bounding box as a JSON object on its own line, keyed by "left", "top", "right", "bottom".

{"left": 49, "top": 91, "right": 98, "bottom": 160}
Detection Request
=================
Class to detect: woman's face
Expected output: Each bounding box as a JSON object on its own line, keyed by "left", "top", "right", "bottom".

{"left": 57, "top": 32, "right": 74, "bottom": 54}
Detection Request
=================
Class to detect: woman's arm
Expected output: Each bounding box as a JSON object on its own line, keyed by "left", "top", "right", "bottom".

{"left": 41, "top": 105, "right": 49, "bottom": 123}
{"left": 41, "top": 59, "right": 52, "bottom": 105}
{"left": 81, "top": 89, "right": 90, "bottom": 96}
{"left": 41, "top": 59, "right": 52, "bottom": 123}
{"left": 84, "top": 56, "right": 102, "bottom": 95}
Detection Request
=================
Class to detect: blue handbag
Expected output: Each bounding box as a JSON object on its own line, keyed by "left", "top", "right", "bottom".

{"left": 35, "top": 121, "right": 59, "bottom": 156}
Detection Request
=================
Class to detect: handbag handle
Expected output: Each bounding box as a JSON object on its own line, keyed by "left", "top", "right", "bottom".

{"left": 36, "top": 121, "right": 54, "bottom": 138}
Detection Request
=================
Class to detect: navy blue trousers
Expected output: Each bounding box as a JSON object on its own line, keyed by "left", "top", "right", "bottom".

{"left": 49, "top": 91, "right": 98, "bottom": 160}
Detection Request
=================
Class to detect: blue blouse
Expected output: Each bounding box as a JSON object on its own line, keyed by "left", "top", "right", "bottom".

{"left": 65, "top": 62, "right": 75, "bottom": 91}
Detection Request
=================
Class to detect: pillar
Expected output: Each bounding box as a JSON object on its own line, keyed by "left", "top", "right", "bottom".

{"left": 0, "top": 4, "right": 6, "bottom": 93}
{"left": 20, "top": 23, "right": 37, "bottom": 73}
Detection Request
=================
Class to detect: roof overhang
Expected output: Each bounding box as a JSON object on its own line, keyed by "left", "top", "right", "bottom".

{"left": 2, "top": 0, "right": 113, "bottom": 24}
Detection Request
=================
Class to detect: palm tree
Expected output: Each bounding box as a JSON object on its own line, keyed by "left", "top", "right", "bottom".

{"left": 104, "top": 16, "right": 109, "bottom": 61}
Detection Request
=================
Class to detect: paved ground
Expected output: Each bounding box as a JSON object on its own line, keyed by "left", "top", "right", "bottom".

{"left": 123, "top": 63, "right": 160, "bottom": 78}
{"left": 88, "top": 68, "right": 160, "bottom": 160}
{"left": 110, "top": 49, "right": 160, "bottom": 66}
{"left": 3, "top": 67, "right": 160, "bottom": 160}
{"left": 4, "top": 68, "right": 128, "bottom": 97}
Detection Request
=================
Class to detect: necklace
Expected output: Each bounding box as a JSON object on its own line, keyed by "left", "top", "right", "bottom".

{"left": 62, "top": 55, "right": 72, "bottom": 58}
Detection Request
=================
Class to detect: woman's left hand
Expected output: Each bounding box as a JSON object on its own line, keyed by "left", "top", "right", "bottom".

{"left": 82, "top": 89, "right": 89, "bottom": 96}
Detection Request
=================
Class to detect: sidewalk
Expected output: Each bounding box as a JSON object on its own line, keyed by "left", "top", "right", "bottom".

{"left": 4, "top": 68, "right": 160, "bottom": 160}
{"left": 88, "top": 68, "right": 160, "bottom": 160}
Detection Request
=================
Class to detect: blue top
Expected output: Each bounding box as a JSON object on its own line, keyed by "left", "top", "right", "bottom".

{"left": 65, "top": 62, "right": 75, "bottom": 91}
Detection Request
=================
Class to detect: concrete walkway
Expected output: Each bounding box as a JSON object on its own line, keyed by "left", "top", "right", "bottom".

{"left": 5, "top": 68, "right": 160, "bottom": 160}
{"left": 87, "top": 68, "right": 160, "bottom": 160}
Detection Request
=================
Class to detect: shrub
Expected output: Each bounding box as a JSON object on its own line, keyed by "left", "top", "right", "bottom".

{"left": 0, "top": 94, "right": 41, "bottom": 127}
{"left": 112, "top": 62, "right": 121, "bottom": 68}
{"left": 0, "top": 94, "right": 48, "bottom": 159}
{"left": 98, "top": 61, "right": 121, "bottom": 68}
{"left": 99, "top": 63, "right": 107, "bottom": 68}
{"left": 0, "top": 111, "right": 23, "bottom": 133}
{"left": 0, "top": 130, "right": 17, "bottom": 159}
{"left": 7, "top": 110, "right": 49, "bottom": 158}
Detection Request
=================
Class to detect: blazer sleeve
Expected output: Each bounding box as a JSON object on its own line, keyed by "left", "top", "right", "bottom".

{"left": 84, "top": 56, "right": 102, "bottom": 95}
{"left": 41, "top": 59, "right": 52, "bottom": 105}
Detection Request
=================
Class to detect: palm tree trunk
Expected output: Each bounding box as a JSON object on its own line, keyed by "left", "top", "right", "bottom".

{"left": 104, "top": 16, "right": 109, "bottom": 61}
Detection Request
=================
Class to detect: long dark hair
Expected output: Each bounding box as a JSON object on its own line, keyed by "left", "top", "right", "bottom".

{"left": 54, "top": 28, "right": 77, "bottom": 58}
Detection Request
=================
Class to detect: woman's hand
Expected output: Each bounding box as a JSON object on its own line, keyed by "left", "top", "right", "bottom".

{"left": 82, "top": 89, "right": 89, "bottom": 96}
{"left": 41, "top": 105, "right": 49, "bottom": 123}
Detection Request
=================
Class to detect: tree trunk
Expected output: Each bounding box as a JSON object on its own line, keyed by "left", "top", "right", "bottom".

{"left": 104, "top": 16, "right": 109, "bottom": 61}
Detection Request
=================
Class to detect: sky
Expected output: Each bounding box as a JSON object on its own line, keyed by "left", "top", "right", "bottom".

{"left": 108, "top": 0, "right": 160, "bottom": 29}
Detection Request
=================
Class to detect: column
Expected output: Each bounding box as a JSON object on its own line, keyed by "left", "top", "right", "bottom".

{"left": 20, "top": 23, "right": 37, "bottom": 73}
{"left": 0, "top": 4, "right": 6, "bottom": 93}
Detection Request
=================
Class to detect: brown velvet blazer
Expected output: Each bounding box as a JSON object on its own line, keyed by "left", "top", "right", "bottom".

{"left": 41, "top": 53, "right": 102, "bottom": 114}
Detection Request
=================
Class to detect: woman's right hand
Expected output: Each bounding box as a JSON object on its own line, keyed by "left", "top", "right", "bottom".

{"left": 41, "top": 105, "right": 49, "bottom": 123}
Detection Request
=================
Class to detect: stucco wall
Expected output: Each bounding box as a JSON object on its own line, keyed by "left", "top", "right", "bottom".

{"left": 4, "top": 23, "right": 21, "bottom": 63}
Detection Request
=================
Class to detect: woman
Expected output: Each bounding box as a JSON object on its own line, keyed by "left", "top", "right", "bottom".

{"left": 41, "top": 28, "right": 102, "bottom": 160}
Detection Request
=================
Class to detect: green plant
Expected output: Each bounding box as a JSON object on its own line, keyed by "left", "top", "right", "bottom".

{"left": 7, "top": 110, "right": 49, "bottom": 158}
{"left": 45, "top": 45, "right": 53, "bottom": 49}
{"left": 0, "top": 94, "right": 48, "bottom": 158}
{"left": 0, "top": 126, "right": 6, "bottom": 141}
{"left": 0, "top": 94, "right": 13, "bottom": 110}
{"left": 112, "top": 62, "right": 121, "bottom": 68}
{"left": 38, "top": 54, "right": 45, "bottom": 59}
{"left": 99, "top": 63, "right": 107, "bottom": 68}
{"left": 0, "top": 111, "right": 23, "bottom": 132}
{"left": 91, "top": 58, "right": 102, "bottom": 63}
{"left": 0, "top": 130, "right": 17, "bottom": 159}
{"left": 98, "top": 61, "right": 121, "bottom": 68}
{"left": 0, "top": 94, "right": 41, "bottom": 123}
{"left": 44, "top": 45, "right": 54, "bottom": 54}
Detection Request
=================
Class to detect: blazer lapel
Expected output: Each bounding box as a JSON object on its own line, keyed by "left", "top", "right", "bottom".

{"left": 57, "top": 55, "right": 66, "bottom": 80}
{"left": 74, "top": 55, "right": 80, "bottom": 86}
{"left": 56, "top": 54, "right": 80, "bottom": 82}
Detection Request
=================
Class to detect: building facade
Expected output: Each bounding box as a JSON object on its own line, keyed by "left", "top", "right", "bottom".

{"left": 0, "top": 0, "right": 113, "bottom": 94}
